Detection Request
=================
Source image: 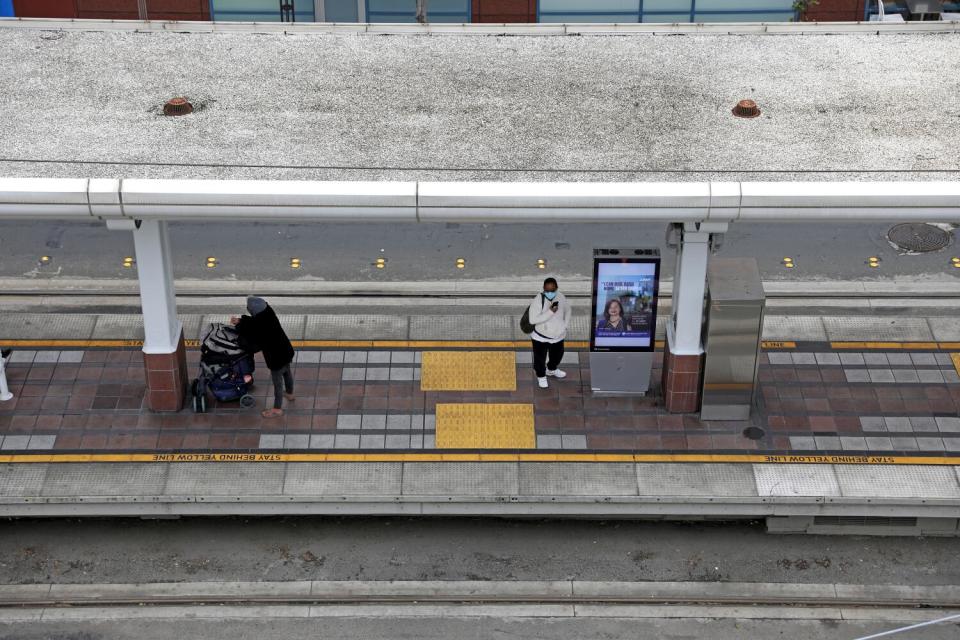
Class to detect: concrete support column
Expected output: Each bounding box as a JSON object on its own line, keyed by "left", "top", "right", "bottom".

{"left": 133, "top": 220, "right": 186, "bottom": 412}
{"left": 661, "top": 222, "right": 724, "bottom": 413}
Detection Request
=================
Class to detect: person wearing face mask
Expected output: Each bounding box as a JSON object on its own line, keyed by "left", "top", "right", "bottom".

{"left": 527, "top": 277, "right": 572, "bottom": 389}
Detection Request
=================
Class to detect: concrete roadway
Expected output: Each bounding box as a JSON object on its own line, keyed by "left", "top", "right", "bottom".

{"left": 1, "top": 518, "right": 956, "bottom": 586}
{"left": 0, "top": 220, "right": 955, "bottom": 283}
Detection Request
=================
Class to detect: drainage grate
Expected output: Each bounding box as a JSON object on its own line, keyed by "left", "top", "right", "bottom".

{"left": 814, "top": 516, "right": 917, "bottom": 528}
{"left": 743, "top": 426, "right": 765, "bottom": 440}
{"left": 887, "top": 223, "right": 952, "bottom": 253}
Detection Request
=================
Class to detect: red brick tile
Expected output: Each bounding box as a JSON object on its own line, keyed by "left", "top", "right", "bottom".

{"left": 804, "top": 398, "right": 830, "bottom": 412}
{"left": 156, "top": 433, "right": 184, "bottom": 450}
{"left": 66, "top": 395, "right": 95, "bottom": 411}
{"left": 182, "top": 433, "right": 210, "bottom": 449}
{"left": 41, "top": 396, "right": 70, "bottom": 411}
{"left": 535, "top": 415, "right": 561, "bottom": 431}
{"left": 107, "top": 433, "right": 135, "bottom": 449}
{"left": 634, "top": 435, "right": 662, "bottom": 449}
{"left": 80, "top": 433, "right": 109, "bottom": 449}
{"left": 12, "top": 396, "right": 42, "bottom": 411}
{"left": 660, "top": 435, "right": 688, "bottom": 449}
{"left": 208, "top": 433, "right": 236, "bottom": 449}
{"left": 834, "top": 416, "right": 862, "bottom": 433}
{"left": 234, "top": 433, "right": 260, "bottom": 449}
{"left": 54, "top": 434, "right": 83, "bottom": 450}
{"left": 60, "top": 415, "right": 87, "bottom": 430}
{"left": 34, "top": 415, "right": 63, "bottom": 430}
{"left": 284, "top": 415, "right": 312, "bottom": 432}
{"left": 362, "top": 397, "right": 388, "bottom": 411}
{"left": 586, "top": 434, "right": 613, "bottom": 449}
{"left": 767, "top": 415, "right": 787, "bottom": 429}
{"left": 560, "top": 415, "right": 585, "bottom": 430}
{"left": 686, "top": 435, "right": 712, "bottom": 449}
{"left": 51, "top": 364, "right": 81, "bottom": 381}
{"left": 76, "top": 367, "right": 103, "bottom": 382}
{"left": 131, "top": 433, "right": 160, "bottom": 449}
{"left": 9, "top": 415, "right": 37, "bottom": 433}
{"left": 312, "top": 415, "right": 336, "bottom": 431}
{"left": 808, "top": 416, "right": 836, "bottom": 430}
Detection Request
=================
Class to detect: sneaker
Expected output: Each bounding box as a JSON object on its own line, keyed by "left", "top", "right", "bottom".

{"left": 546, "top": 369, "right": 567, "bottom": 379}
{"left": 537, "top": 377, "right": 549, "bottom": 389}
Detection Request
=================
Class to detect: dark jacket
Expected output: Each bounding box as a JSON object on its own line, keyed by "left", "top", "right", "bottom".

{"left": 236, "top": 303, "right": 294, "bottom": 371}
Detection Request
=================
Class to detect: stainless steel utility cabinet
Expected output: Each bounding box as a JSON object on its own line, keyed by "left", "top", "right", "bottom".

{"left": 699, "top": 258, "right": 765, "bottom": 420}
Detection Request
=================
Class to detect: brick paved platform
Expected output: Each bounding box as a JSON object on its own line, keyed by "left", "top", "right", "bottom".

{"left": 2, "top": 343, "right": 959, "bottom": 458}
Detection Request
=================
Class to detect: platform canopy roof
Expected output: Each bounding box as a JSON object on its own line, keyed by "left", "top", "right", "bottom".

{"left": 1, "top": 24, "right": 959, "bottom": 183}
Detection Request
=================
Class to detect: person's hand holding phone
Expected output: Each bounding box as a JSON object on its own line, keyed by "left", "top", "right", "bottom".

{"left": 550, "top": 301, "right": 559, "bottom": 312}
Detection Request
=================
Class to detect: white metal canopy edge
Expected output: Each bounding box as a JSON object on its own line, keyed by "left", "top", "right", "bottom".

{"left": 0, "top": 178, "right": 959, "bottom": 224}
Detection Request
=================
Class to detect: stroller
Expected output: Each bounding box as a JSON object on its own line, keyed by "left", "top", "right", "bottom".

{"left": 191, "top": 323, "right": 257, "bottom": 413}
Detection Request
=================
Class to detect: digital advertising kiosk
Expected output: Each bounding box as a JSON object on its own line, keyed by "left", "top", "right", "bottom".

{"left": 588, "top": 247, "right": 661, "bottom": 396}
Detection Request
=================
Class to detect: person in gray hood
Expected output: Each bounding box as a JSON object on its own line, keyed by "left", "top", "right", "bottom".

{"left": 231, "top": 296, "right": 295, "bottom": 418}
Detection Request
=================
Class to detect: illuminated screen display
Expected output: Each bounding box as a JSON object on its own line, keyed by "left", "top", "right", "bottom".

{"left": 590, "top": 258, "right": 661, "bottom": 352}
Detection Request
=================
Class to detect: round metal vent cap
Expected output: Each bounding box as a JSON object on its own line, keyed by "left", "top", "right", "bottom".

{"left": 887, "top": 223, "right": 953, "bottom": 253}
{"left": 732, "top": 99, "right": 761, "bottom": 118}
{"left": 163, "top": 97, "right": 193, "bottom": 117}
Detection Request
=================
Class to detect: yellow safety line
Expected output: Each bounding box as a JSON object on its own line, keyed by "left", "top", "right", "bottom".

{"left": 760, "top": 341, "right": 797, "bottom": 349}
{"left": 951, "top": 353, "right": 960, "bottom": 376}
{"left": 830, "top": 341, "right": 943, "bottom": 350}
{"left": 0, "top": 452, "right": 958, "bottom": 465}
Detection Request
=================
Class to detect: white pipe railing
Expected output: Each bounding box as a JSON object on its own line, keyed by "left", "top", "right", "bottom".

{"left": 0, "top": 178, "right": 959, "bottom": 223}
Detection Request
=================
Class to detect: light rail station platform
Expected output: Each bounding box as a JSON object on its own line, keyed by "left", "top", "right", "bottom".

{"left": 2, "top": 309, "right": 960, "bottom": 532}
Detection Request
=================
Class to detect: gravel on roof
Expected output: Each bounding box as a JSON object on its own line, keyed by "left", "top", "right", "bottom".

{"left": 1, "top": 28, "right": 959, "bottom": 182}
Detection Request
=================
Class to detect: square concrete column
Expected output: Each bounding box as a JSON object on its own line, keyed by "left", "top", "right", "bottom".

{"left": 661, "top": 222, "right": 723, "bottom": 413}
{"left": 132, "top": 220, "right": 186, "bottom": 412}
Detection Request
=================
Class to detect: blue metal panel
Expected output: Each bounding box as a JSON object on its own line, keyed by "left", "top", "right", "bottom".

{"left": 0, "top": 0, "right": 13, "bottom": 17}
{"left": 539, "top": 0, "right": 800, "bottom": 22}
{"left": 366, "top": 0, "right": 469, "bottom": 22}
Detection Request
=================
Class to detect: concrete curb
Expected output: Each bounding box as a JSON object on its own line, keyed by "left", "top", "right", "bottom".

{"left": 2, "top": 277, "right": 960, "bottom": 298}
{"left": 2, "top": 580, "right": 958, "bottom": 607}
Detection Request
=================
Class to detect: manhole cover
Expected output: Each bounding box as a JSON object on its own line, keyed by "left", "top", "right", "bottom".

{"left": 886, "top": 223, "right": 952, "bottom": 253}
{"left": 743, "top": 426, "right": 765, "bottom": 440}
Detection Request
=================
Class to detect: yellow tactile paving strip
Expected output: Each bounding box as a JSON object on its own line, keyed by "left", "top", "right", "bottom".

{"left": 435, "top": 403, "right": 535, "bottom": 449}
{"left": 952, "top": 353, "right": 960, "bottom": 376}
{"left": 420, "top": 351, "right": 517, "bottom": 391}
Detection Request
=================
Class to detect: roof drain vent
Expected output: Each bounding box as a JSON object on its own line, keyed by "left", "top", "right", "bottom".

{"left": 163, "top": 97, "right": 194, "bottom": 116}
{"left": 732, "top": 99, "right": 761, "bottom": 118}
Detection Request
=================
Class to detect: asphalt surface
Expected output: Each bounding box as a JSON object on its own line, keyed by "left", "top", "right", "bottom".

{"left": 0, "top": 518, "right": 956, "bottom": 586}
{"left": 1, "top": 220, "right": 956, "bottom": 283}
{"left": 2, "top": 616, "right": 957, "bottom": 640}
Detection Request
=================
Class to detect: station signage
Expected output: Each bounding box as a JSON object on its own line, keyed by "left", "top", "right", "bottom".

{"left": 590, "top": 255, "right": 661, "bottom": 352}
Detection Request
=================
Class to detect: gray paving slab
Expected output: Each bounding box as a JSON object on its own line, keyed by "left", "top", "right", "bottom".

{"left": 367, "top": 351, "right": 391, "bottom": 364}
{"left": 386, "top": 414, "right": 412, "bottom": 430}
{"left": 336, "top": 414, "right": 361, "bottom": 430}
{"left": 944, "top": 369, "right": 960, "bottom": 384}
{"left": 844, "top": 369, "right": 870, "bottom": 383}
{"left": 359, "top": 434, "right": 386, "bottom": 449}
{"left": 935, "top": 417, "right": 960, "bottom": 433}
{"left": 636, "top": 463, "right": 756, "bottom": 497}
{"left": 283, "top": 463, "right": 402, "bottom": 495}
{"left": 391, "top": 351, "right": 415, "bottom": 364}
{"left": 409, "top": 433, "right": 424, "bottom": 448}
{"left": 389, "top": 367, "right": 414, "bottom": 381}
{"left": 341, "top": 367, "right": 365, "bottom": 381}
{"left": 766, "top": 353, "right": 792, "bottom": 365}
{"left": 320, "top": 351, "right": 345, "bottom": 364}
{"left": 41, "top": 464, "right": 168, "bottom": 497}
{"left": 889, "top": 437, "right": 919, "bottom": 450}
{"left": 885, "top": 352, "right": 913, "bottom": 366}
{"left": 91, "top": 315, "right": 145, "bottom": 340}
{"left": 823, "top": 316, "right": 934, "bottom": 342}
{"left": 26, "top": 435, "right": 56, "bottom": 450}
{"left": 333, "top": 434, "right": 360, "bottom": 448}
{"left": 259, "top": 434, "right": 284, "bottom": 449}
{"left": 305, "top": 315, "right": 408, "bottom": 340}
{"left": 908, "top": 416, "right": 936, "bottom": 431}
{"left": 410, "top": 314, "right": 514, "bottom": 341}
{"left": 165, "top": 463, "right": 285, "bottom": 495}
{"left": 915, "top": 436, "right": 945, "bottom": 451}
{"left": 814, "top": 436, "right": 841, "bottom": 449}
{"left": 7, "top": 350, "right": 36, "bottom": 363}
{"left": 935, "top": 353, "right": 954, "bottom": 366}
{"left": 536, "top": 435, "right": 562, "bottom": 449}
{"left": 928, "top": 317, "right": 960, "bottom": 341}
{"left": 402, "top": 462, "right": 519, "bottom": 496}
{"left": 365, "top": 367, "right": 390, "bottom": 381}
{"left": 788, "top": 436, "right": 816, "bottom": 449}
{"left": 891, "top": 369, "right": 920, "bottom": 383}
{"left": 838, "top": 353, "right": 865, "bottom": 366}
{"left": 0, "top": 464, "right": 48, "bottom": 497}
{"left": 385, "top": 434, "right": 410, "bottom": 448}
{"left": 864, "top": 437, "right": 894, "bottom": 451}
{"left": 834, "top": 465, "right": 960, "bottom": 499}
{"left": 814, "top": 352, "right": 841, "bottom": 366}
{"left": 868, "top": 369, "right": 895, "bottom": 383}
{"left": 753, "top": 465, "right": 841, "bottom": 497}
{"left": 518, "top": 463, "right": 638, "bottom": 496}
{"left": 862, "top": 353, "right": 889, "bottom": 366}
{"left": 762, "top": 316, "right": 826, "bottom": 341}
{"left": 343, "top": 351, "right": 367, "bottom": 364}
{"left": 917, "top": 369, "right": 945, "bottom": 383}
{"left": 361, "top": 415, "right": 387, "bottom": 430}
{"left": 0, "top": 435, "right": 30, "bottom": 450}
{"left": 57, "top": 350, "right": 84, "bottom": 363}
{"left": 296, "top": 351, "right": 321, "bottom": 364}
{"left": 0, "top": 314, "right": 96, "bottom": 340}
{"left": 790, "top": 353, "right": 816, "bottom": 366}
{"left": 32, "top": 351, "right": 60, "bottom": 363}
{"left": 515, "top": 351, "right": 533, "bottom": 364}
{"left": 283, "top": 435, "right": 310, "bottom": 449}
{"left": 910, "top": 353, "right": 938, "bottom": 366}
{"left": 840, "top": 437, "right": 867, "bottom": 450}
{"left": 885, "top": 417, "right": 914, "bottom": 432}
{"left": 423, "top": 434, "right": 436, "bottom": 448}
{"left": 561, "top": 434, "right": 588, "bottom": 449}
{"left": 309, "top": 434, "right": 335, "bottom": 449}
{"left": 859, "top": 416, "right": 885, "bottom": 431}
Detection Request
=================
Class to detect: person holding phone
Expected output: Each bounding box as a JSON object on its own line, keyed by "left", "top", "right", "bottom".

{"left": 527, "top": 277, "right": 572, "bottom": 389}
